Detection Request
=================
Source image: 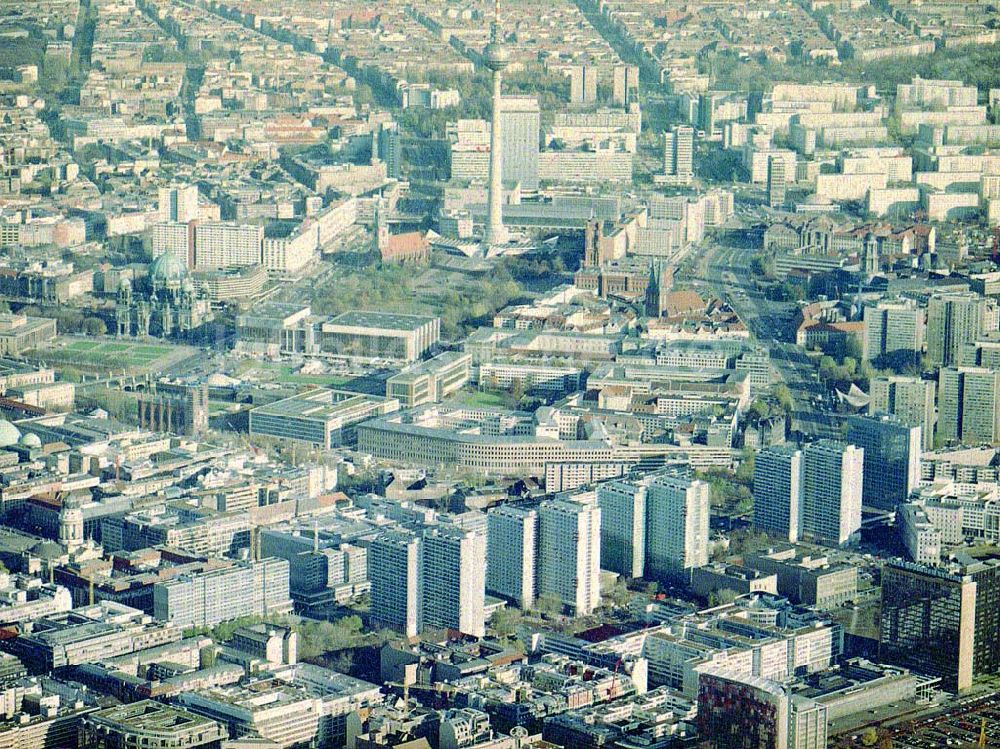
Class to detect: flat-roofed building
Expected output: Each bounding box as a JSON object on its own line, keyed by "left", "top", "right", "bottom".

{"left": 356, "top": 405, "right": 616, "bottom": 478}
{"left": 869, "top": 376, "right": 936, "bottom": 450}
{"left": 538, "top": 497, "right": 601, "bottom": 616}
{"left": 690, "top": 563, "right": 778, "bottom": 600}
{"left": 0, "top": 313, "right": 56, "bottom": 356}
{"left": 236, "top": 303, "right": 314, "bottom": 356}
{"left": 697, "top": 668, "right": 827, "bottom": 749}
{"left": 754, "top": 445, "right": 803, "bottom": 543}
{"left": 5, "top": 601, "right": 181, "bottom": 672}
{"left": 478, "top": 361, "right": 584, "bottom": 396}
{"left": 369, "top": 530, "right": 422, "bottom": 638}
{"left": 249, "top": 389, "right": 399, "bottom": 448}
{"left": 193, "top": 222, "right": 263, "bottom": 271}
{"left": 939, "top": 366, "right": 1000, "bottom": 445}
{"left": 800, "top": 441, "right": 863, "bottom": 546}
{"left": 177, "top": 680, "right": 329, "bottom": 749}
{"left": 862, "top": 301, "right": 923, "bottom": 366}
{"left": 486, "top": 504, "right": 537, "bottom": 609}
{"left": 879, "top": 558, "right": 1000, "bottom": 692}
{"left": 745, "top": 547, "right": 858, "bottom": 608}
{"left": 321, "top": 311, "right": 440, "bottom": 362}
{"left": 847, "top": 414, "right": 921, "bottom": 510}
{"left": 385, "top": 352, "right": 471, "bottom": 407}
{"left": 84, "top": 701, "right": 227, "bottom": 749}
{"left": 152, "top": 558, "right": 293, "bottom": 629}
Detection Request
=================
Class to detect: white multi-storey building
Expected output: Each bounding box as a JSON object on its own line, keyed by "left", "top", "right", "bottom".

{"left": 645, "top": 472, "right": 710, "bottom": 581}
{"left": 158, "top": 184, "right": 199, "bottom": 224}
{"left": 369, "top": 531, "right": 422, "bottom": 638}
{"left": 753, "top": 445, "right": 803, "bottom": 543}
{"left": 938, "top": 366, "right": 1000, "bottom": 445}
{"left": 151, "top": 222, "right": 192, "bottom": 266}
{"left": 486, "top": 504, "right": 538, "bottom": 609}
{"left": 800, "top": 441, "right": 863, "bottom": 546}
{"left": 194, "top": 222, "right": 263, "bottom": 270}
{"left": 152, "top": 558, "right": 292, "bottom": 629}
{"left": 869, "top": 375, "right": 936, "bottom": 450}
{"left": 926, "top": 293, "right": 998, "bottom": 367}
{"left": 597, "top": 478, "right": 648, "bottom": 579}
{"left": 422, "top": 526, "right": 486, "bottom": 638}
{"left": 862, "top": 301, "right": 924, "bottom": 364}
{"left": 538, "top": 497, "right": 601, "bottom": 615}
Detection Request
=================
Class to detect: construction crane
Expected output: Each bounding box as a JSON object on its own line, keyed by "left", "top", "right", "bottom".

{"left": 980, "top": 716, "right": 987, "bottom": 749}
{"left": 610, "top": 657, "right": 623, "bottom": 694}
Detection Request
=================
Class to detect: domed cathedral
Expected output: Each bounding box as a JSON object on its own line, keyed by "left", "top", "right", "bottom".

{"left": 116, "top": 253, "right": 213, "bottom": 338}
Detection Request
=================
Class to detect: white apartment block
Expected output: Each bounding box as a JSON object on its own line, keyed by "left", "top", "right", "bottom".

{"left": 538, "top": 497, "right": 601, "bottom": 615}
{"left": 537, "top": 149, "right": 634, "bottom": 184}
{"left": 597, "top": 479, "right": 647, "bottom": 579}
{"left": 158, "top": 184, "right": 199, "bottom": 224}
{"left": 926, "top": 293, "right": 998, "bottom": 367}
{"left": 422, "top": 526, "right": 486, "bottom": 638}
{"left": 262, "top": 225, "right": 318, "bottom": 274}
{"left": 194, "top": 222, "right": 263, "bottom": 270}
{"left": 800, "top": 441, "right": 863, "bottom": 546}
{"left": 897, "top": 502, "right": 944, "bottom": 565}
{"left": 938, "top": 366, "right": 1000, "bottom": 445}
{"left": 862, "top": 301, "right": 924, "bottom": 363}
{"left": 478, "top": 362, "right": 584, "bottom": 395}
{"left": 369, "top": 531, "right": 422, "bottom": 638}
{"left": 486, "top": 505, "right": 538, "bottom": 609}
{"left": 897, "top": 78, "right": 978, "bottom": 110}
{"left": 151, "top": 222, "right": 192, "bottom": 267}
{"left": 753, "top": 445, "right": 803, "bottom": 543}
{"left": 869, "top": 376, "right": 935, "bottom": 450}
{"left": 152, "top": 558, "right": 292, "bottom": 629}
{"left": 645, "top": 473, "right": 710, "bottom": 580}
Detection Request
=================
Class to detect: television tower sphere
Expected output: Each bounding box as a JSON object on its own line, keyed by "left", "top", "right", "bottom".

{"left": 484, "top": 40, "right": 509, "bottom": 71}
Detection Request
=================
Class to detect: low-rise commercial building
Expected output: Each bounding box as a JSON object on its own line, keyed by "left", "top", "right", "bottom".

{"left": 744, "top": 548, "right": 858, "bottom": 608}
{"left": 321, "top": 311, "right": 439, "bottom": 362}
{"left": 385, "top": 352, "right": 471, "bottom": 407}
{"left": 249, "top": 389, "right": 399, "bottom": 448}
{"left": 83, "top": 701, "right": 227, "bottom": 749}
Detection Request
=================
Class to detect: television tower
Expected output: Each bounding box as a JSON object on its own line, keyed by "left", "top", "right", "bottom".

{"left": 483, "top": 0, "right": 509, "bottom": 248}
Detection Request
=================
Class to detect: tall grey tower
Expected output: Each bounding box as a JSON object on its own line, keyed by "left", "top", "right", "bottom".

{"left": 484, "top": 0, "right": 509, "bottom": 248}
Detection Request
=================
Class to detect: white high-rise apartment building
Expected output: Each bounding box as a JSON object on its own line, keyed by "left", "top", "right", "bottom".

{"left": 612, "top": 65, "right": 639, "bottom": 107}
{"left": 645, "top": 472, "right": 710, "bottom": 581}
{"left": 926, "top": 293, "right": 998, "bottom": 367}
{"left": 158, "top": 184, "right": 199, "bottom": 224}
{"left": 369, "top": 531, "right": 422, "bottom": 637}
{"left": 801, "top": 441, "right": 863, "bottom": 546}
{"left": 151, "top": 222, "right": 192, "bottom": 267}
{"left": 422, "top": 526, "right": 486, "bottom": 637}
{"left": 862, "top": 301, "right": 924, "bottom": 364}
{"left": 664, "top": 125, "right": 693, "bottom": 179}
{"left": 568, "top": 65, "right": 597, "bottom": 105}
{"left": 938, "top": 366, "right": 1000, "bottom": 445}
{"left": 597, "top": 478, "right": 647, "bottom": 579}
{"left": 194, "top": 222, "right": 263, "bottom": 270}
{"left": 869, "top": 376, "right": 936, "bottom": 450}
{"left": 538, "top": 497, "right": 601, "bottom": 615}
{"left": 753, "top": 445, "right": 803, "bottom": 542}
{"left": 486, "top": 504, "right": 537, "bottom": 609}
